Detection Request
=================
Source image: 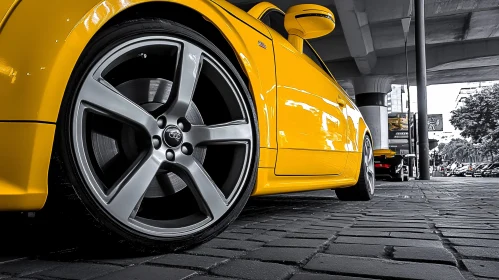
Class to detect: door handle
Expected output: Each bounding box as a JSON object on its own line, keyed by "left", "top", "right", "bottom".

{"left": 337, "top": 97, "right": 346, "bottom": 107}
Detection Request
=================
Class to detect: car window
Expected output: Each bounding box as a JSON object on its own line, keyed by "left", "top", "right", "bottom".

{"left": 303, "top": 41, "right": 333, "bottom": 77}
{"left": 303, "top": 42, "right": 324, "bottom": 69}
{"left": 260, "top": 10, "right": 287, "bottom": 39}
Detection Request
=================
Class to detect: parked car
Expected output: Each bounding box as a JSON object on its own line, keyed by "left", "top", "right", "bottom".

{"left": 490, "top": 166, "right": 499, "bottom": 177}
{"left": 473, "top": 163, "right": 492, "bottom": 177}
{"left": 374, "top": 154, "right": 413, "bottom": 181}
{"left": 0, "top": 1, "right": 374, "bottom": 250}
{"left": 483, "top": 163, "right": 499, "bottom": 177}
{"left": 467, "top": 163, "right": 487, "bottom": 177}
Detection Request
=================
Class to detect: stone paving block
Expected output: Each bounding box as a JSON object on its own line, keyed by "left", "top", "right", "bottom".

{"left": 291, "top": 228, "right": 332, "bottom": 234}
{"left": 93, "top": 265, "right": 197, "bottom": 280}
{"left": 454, "top": 246, "right": 499, "bottom": 259}
{"left": 0, "top": 260, "right": 62, "bottom": 277}
{"left": 90, "top": 255, "right": 159, "bottom": 266}
{"left": 440, "top": 229, "right": 499, "bottom": 234}
{"left": 266, "top": 230, "right": 288, "bottom": 237}
{"left": 334, "top": 236, "right": 443, "bottom": 248}
{"left": 229, "top": 228, "right": 266, "bottom": 235}
{"left": 265, "top": 238, "right": 327, "bottom": 248}
{"left": 304, "top": 253, "right": 465, "bottom": 280}
{"left": 218, "top": 232, "right": 254, "bottom": 240}
{"left": 243, "top": 247, "right": 316, "bottom": 264}
{"left": 311, "top": 221, "right": 352, "bottom": 228}
{"left": 149, "top": 254, "right": 227, "bottom": 270}
{"left": 463, "top": 259, "right": 499, "bottom": 279}
{"left": 389, "top": 232, "right": 440, "bottom": 240}
{"left": 33, "top": 262, "right": 121, "bottom": 280}
{"left": 325, "top": 244, "right": 386, "bottom": 258}
{"left": 290, "top": 273, "right": 376, "bottom": 280}
{"left": 186, "top": 247, "right": 246, "bottom": 258}
{"left": 348, "top": 227, "right": 433, "bottom": 233}
{"left": 353, "top": 222, "right": 429, "bottom": 228}
{"left": 304, "top": 225, "right": 343, "bottom": 231}
{"left": 448, "top": 238, "right": 499, "bottom": 248}
{"left": 201, "top": 239, "right": 264, "bottom": 251}
{"left": 338, "top": 230, "right": 390, "bottom": 237}
{"left": 247, "top": 234, "right": 281, "bottom": 243}
{"left": 285, "top": 232, "right": 333, "bottom": 239}
{"left": 441, "top": 231, "right": 499, "bottom": 240}
{"left": 188, "top": 275, "right": 238, "bottom": 280}
{"left": 211, "top": 259, "right": 294, "bottom": 280}
{"left": 393, "top": 247, "right": 457, "bottom": 265}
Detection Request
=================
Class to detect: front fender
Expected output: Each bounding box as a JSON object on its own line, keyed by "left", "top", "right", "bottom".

{"left": 0, "top": 0, "right": 277, "bottom": 211}
{"left": 0, "top": 0, "right": 276, "bottom": 148}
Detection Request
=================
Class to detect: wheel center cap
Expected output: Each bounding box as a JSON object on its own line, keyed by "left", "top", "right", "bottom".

{"left": 163, "top": 126, "right": 183, "bottom": 147}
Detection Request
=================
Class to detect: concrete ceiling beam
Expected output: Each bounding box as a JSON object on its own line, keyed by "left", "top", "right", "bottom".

{"left": 373, "top": 38, "right": 499, "bottom": 76}
{"left": 465, "top": 9, "right": 499, "bottom": 40}
{"left": 365, "top": 0, "right": 413, "bottom": 24}
{"left": 334, "top": 0, "right": 377, "bottom": 74}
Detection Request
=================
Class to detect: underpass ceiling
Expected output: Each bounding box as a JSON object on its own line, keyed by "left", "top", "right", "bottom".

{"left": 227, "top": 0, "right": 499, "bottom": 86}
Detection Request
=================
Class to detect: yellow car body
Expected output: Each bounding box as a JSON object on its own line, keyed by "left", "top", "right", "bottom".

{"left": 0, "top": 0, "right": 370, "bottom": 211}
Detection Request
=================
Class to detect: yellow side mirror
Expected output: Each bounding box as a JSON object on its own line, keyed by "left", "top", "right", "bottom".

{"left": 284, "top": 4, "right": 336, "bottom": 53}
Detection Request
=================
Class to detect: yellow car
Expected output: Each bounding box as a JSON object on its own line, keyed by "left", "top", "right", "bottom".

{"left": 0, "top": 0, "right": 373, "bottom": 250}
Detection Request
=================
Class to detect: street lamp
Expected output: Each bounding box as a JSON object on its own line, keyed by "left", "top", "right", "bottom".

{"left": 402, "top": 16, "right": 414, "bottom": 177}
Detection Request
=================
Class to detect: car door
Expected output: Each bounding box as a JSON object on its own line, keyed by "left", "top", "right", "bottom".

{"left": 258, "top": 9, "right": 349, "bottom": 176}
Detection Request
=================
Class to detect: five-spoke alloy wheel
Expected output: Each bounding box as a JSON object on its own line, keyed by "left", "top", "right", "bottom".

{"left": 55, "top": 19, "right": 259, "bottom": 250}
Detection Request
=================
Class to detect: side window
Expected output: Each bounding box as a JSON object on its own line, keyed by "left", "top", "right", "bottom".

{"left": 303, "top": 41, "right": 332, "bottom": 77}
{"left": 260, "top": 11, "right": 287, "bottom": 39}
{"left": 303, "top": 42, "right": 323, "bottom": 68}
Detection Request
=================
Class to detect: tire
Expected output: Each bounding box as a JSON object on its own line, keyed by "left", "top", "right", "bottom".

{"left": 52, "top": 19, "right": 259, "bottom": 251}
{"left": 335, "top": 136, "right": 375, "bottom": 201}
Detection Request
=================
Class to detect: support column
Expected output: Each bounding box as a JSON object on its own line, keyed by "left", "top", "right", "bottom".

{"left": 353, "top": 76, "right": 393, "bottom": 151}
{"left": 415, "top": 0, "right": 430, "bottom": 180}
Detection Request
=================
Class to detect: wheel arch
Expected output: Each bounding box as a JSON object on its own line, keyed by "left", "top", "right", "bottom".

{"left": 45, "top": 0, "right": 267, "bottom": 123}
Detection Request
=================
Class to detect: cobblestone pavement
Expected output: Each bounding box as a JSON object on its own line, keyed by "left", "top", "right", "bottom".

{"left": 1, "top": 177, "right": 499, "bottom": 280}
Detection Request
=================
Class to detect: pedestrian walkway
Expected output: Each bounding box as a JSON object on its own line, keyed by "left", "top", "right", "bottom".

{"left": 1, "top": 177, "right": 498, "bottom": 280}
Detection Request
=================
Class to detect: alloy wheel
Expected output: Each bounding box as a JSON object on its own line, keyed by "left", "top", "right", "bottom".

{"left": 71, "top": 36, "right": 255, "bottom": 237}
{"left": 364, "top": 138, "right": 375, "bottom": 194}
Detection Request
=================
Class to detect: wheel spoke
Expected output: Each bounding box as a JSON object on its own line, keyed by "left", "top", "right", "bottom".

{"left": 107, "top": 151, "right": 164, "bottom": 221}
{"left": 166, "top": 43, "right": 203, "bottom": 118}
{"left": 175, "top": 155, "right": 228, "bottom": 220}
{"left": 188, "top": 121, "right": 252, "bottom": 146}
{"left": 79, "top": 76, "right": 158, "bottom": 136}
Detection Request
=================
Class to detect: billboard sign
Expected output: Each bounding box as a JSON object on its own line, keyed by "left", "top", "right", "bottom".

{"left": 388, "top": 113, "right": 409, "bottom": 139}
{"left": 427, "top": 114, "right": 443, "bottom": 131}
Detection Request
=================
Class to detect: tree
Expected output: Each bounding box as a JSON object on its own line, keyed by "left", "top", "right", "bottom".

{"left": 437, "top": 142, "right": 446, "bottom": 152}
{"left": 450, "top": 84, "right": 499, "bottom": 160}
{"left": 441, "top": 138, "right": 473, "bottom": 162}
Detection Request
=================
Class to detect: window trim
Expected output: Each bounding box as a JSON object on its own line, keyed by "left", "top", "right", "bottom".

{"left": 303, "top": 40, "right": 334, "bottom": 79}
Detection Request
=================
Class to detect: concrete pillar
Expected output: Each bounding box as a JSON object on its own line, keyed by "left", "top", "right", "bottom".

{"left": 353, "top": 76, "right": 393, "bottom": 151}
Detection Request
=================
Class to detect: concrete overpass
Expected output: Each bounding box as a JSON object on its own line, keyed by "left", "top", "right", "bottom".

{"left": 230, "top": 0, "right": 499, "bottom": 96}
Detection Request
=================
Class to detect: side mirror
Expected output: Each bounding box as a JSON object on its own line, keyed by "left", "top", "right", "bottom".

{"left": 284, "top": 4, "right": 336, "bottom": 53}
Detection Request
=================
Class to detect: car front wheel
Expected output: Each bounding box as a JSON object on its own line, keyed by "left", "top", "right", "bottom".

{"left": 53, "top": 19, "right": 259, "bottom": 251}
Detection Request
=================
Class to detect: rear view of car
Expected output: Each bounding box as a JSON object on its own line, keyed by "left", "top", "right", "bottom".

{"left": 374, "top": 155, "right": 408, "bottom": 182}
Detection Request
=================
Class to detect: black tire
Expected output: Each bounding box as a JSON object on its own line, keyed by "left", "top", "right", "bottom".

{"left": 51, "top": 19, "right": 259, "bottom": 252}
{"left": 335, "top": 136, "right": 375, "bottom": 201}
